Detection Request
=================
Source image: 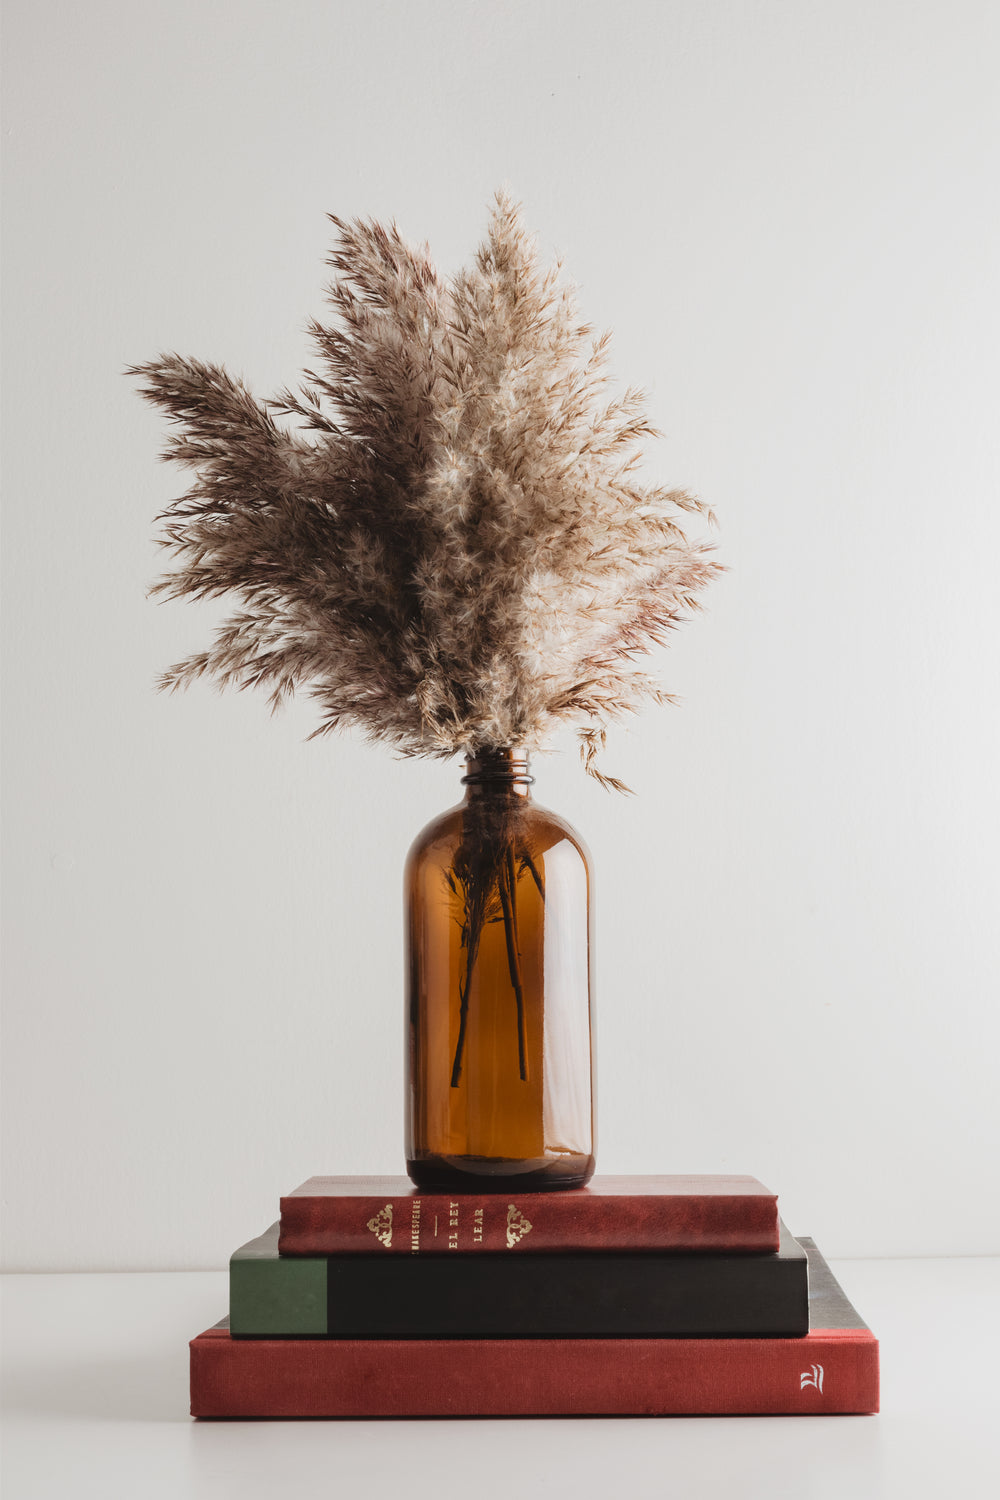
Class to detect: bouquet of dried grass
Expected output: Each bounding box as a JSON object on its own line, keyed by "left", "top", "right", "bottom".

{"left": 131, "top": 191, "right": 719, "bottom": 789}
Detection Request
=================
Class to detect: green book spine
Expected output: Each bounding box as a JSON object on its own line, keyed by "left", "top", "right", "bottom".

{"left": 230, "top": 1230, "right": 327, "bottom": 1336}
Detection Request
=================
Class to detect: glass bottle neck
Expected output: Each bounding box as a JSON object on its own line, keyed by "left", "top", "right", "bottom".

{"left": 462, "top": 748, "right": 533, "bottom": 800}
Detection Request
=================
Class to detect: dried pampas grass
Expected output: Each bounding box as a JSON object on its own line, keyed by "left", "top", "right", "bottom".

{"left": 131, "top": 191, "right": 720, "bottom": 786}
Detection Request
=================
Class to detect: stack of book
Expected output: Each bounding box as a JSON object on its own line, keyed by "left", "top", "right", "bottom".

{"left": 190, "top": 1175, "right": 879, "bottom": 1417}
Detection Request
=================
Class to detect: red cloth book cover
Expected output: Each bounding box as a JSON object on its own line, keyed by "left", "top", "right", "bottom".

{"left": 277, "top": 1173, "right": 780, "bottom": 1255}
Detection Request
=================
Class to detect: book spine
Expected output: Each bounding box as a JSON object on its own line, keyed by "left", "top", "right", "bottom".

{"left": 277, "top": 1192, "right": 779, "bottom": 1256}
{"left": 191, "top": 1328, "right": 879, "bottom": 1417}
{"left": 231, "top": 1244, "right": 808, "bottom": 1338}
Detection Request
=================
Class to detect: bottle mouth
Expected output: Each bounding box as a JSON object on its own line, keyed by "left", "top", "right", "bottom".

{"left": 462, "top": 747, "right": 534, "bottom": 786}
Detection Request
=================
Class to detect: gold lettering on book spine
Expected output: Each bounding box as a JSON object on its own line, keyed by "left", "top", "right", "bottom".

{"left": 366, "top": 1204, "right": 393, "bottom": 1248}
{"left": 506, "top": 1204, "right": 532, "bottom": 1249}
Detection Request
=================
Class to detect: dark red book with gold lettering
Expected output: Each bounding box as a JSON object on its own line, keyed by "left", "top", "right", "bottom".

{"left": 190, "top": 1239, "right": 878, "bottom": 1418}
{"left": 278, "top": 1174, "right": 779, "bottom": 1256}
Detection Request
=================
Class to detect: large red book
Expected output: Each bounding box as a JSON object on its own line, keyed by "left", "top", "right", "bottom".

{"left": 278, "top": 1173, "right": 779, "bottom": 1255}
{"left": 191, "top": 1239, "right": 878, "bottom": 1418}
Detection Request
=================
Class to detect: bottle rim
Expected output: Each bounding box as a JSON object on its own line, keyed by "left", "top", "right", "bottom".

{"left": 461, "top": 747, "right": 534, "bottom": 786}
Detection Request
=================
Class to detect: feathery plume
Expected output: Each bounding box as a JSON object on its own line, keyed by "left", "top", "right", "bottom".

{"left": 131, "top": 191, "right": 720, "bottom": 781}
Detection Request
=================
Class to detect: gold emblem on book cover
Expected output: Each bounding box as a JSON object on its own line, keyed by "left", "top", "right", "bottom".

{"left": 366, "top": 1204, "right": 393, "bottom": 1248}
{"left": 506, "top": 1204, "right": 532, "bottom": 1248}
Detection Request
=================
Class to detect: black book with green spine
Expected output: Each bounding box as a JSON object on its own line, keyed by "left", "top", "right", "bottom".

{"left": 230, "top": 1220, "right": 809, "bottom": 1338}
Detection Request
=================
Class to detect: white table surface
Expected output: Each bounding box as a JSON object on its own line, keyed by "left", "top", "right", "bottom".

{"left": 2, "top": 1257, "right": 998, "bottom": 1499}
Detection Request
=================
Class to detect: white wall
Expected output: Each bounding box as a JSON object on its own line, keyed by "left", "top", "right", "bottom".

{"left": 3, "top": 0, "right": 998, "bottom": 1270}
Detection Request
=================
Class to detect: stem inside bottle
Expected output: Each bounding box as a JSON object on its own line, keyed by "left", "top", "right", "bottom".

{"left": 449, "top": 750, "right": 538, "bottom": 1086}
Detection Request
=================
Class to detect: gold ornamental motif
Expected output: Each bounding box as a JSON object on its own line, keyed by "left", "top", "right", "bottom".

{"left": 506, "top": 1203, "right": 532, "bottom": 1249}
{"left": 366, "top": 1204, "right": 393, "bottom": 1248}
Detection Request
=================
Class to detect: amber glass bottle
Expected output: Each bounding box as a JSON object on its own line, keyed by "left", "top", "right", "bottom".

{"left": 405, "top": 749, "right": 595, "bottom": 1191}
